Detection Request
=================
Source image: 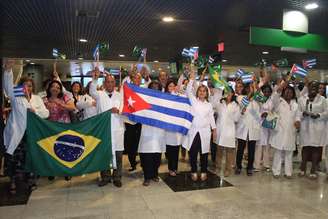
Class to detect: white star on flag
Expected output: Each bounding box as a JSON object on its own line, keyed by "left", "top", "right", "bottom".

{"left": 128, "top": 96, "right": 136, "bottom": 107}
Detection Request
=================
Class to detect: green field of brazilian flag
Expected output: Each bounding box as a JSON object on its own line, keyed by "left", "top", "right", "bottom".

{"left": 25, "top": 111, "right": 112, "bottom": 176}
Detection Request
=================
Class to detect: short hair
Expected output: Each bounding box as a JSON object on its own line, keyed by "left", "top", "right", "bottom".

{"left": 261, "top": 84, "right": 272, "bottom": 93}
{"left": 281, "top": 85, "right": 296, "bottom": 100}
{"left": 148, "top": 80, "right": 162, "bottom": 91}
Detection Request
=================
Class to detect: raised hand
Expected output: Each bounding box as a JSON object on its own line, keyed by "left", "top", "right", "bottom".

{"left": 4, "top": 59, "right": 15, "bottom": 70}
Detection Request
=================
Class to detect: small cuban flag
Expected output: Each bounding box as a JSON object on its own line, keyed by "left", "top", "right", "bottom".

{"left": 189, "top": 47, "right": 199, "bottom": 60}
{"left": 182, "top": 48, "right": 190, "bottom": 57}
{"left": 241, "top": 96, "right": 250, "bottom": 108}
{"left": 241, "top": 74, "right": 253, "bottom": 84}
{"left": 302, "top": 59, "right": 317, "bottom": 69}
{"left": 52, "top": 48, "right": 59, "bottom": 58}
{"left": 14, "top": 85, "right": 27, "bottom": 97}
{"left": 236, "top": 69, "right": 246, "bottom": 78}
{"left": 208, "top": 56, "right": 215, "bottom": 64}
{"left": 291, "top": 64, "right": 308, "bottom": 78}
{"left": 93, "top": 44, "right": 100, "bottom": 61}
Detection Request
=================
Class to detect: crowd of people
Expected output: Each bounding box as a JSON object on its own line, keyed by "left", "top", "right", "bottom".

{"left": 1, "top": 59, "right": 328, "bottom": 195}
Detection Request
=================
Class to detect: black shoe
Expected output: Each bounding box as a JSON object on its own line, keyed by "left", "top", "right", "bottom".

{"left": 128, "top": 166, "right": 137, "bottom": 172}
{"left": 64, "top": 176, "right": 72, "bottom": 181}
{"left": 235, "top": 168, "right": 241, "bottom": 175}
{"left": 98, "top": 180, "right": 109, "bottom": 187}
{"left": 48, "top": 176, "right": 55, "bottom": 181}
{"left": 247, "top": 169, "right": 253, "bottom": 176}
{"left": 152, "top": 177, "right": 160, "bottom": 182}
{"left": 113, "top": 180, "right": 122, "bottom": 188}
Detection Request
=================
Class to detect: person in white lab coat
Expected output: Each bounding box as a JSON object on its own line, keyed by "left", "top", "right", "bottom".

{"left": 76, "top": 81, "right": 97, "bottom": 120}
{"left": 254, "top": 84, "right": 274, "bottom": 172}
{"left": 138, "top": 81, "right": 166, "bottom": 186}
{"left": 298, "top": 81, "right": 328, "bottom": 179}
{"left": 164, "top": 79, "right": 184, "bottom": 176}
{"left": 318, "top": 83, "right": 328, "bottom": 176}
{"left": 270, "top": 84, "right": 301, "bottom": 178}
{"left": 215, "top": 89, "right": 241, "bottom": 177}
{"left": 183, "top": 70, "right": 217, "bottom": 182}
{"left": 235, "top": 81, "right": 261, "bottom": 176}
{"left": 3, "top": 60, "right": 49, "bottom": 193}
{"left": 90, "top": 69, "right": 125, "bottom": 187}
{"left": 124, "top": 73, "right": 142, "bottom": 171}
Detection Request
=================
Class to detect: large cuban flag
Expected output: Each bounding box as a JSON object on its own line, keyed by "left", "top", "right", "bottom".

{"left": 122, "top": 83, "right": 193, "bottom": 135}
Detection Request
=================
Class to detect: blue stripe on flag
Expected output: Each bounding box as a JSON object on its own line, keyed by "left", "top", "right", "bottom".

{"left": 127, "top": 83, "right": 191, "bottom": 105}
{"left": 124, "top": 113, "right": 189, "bottom": 135}
{"left": 150, "top": 104, "right": 193, "bottom": 122}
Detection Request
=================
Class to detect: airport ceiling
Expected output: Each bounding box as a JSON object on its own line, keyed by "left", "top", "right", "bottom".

{"left": 1, "top": 0, "right": 328, "bottom": 68}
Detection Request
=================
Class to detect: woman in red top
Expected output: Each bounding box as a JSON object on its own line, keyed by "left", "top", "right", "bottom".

{"left": 43, "top": 80, "right": 75, "bottom": 123}
{"left": 42, "top": 80, "right": 76, "bottom": 181}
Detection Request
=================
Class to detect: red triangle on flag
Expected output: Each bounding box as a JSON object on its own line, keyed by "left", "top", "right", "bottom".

{"left": 290, "top": 64, "right": 297, "bottom": 74}
{"left": 122, "top": 83, "right": 151, "bottom": 114}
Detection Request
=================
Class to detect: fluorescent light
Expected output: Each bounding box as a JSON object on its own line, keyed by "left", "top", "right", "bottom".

{"left": 30, "top": 62, "right": 35, "bottom": 65}
{"left": 154, "top": 60, "right": 159, "bottom": 63}
{"left": 25, "top": 59, "right": 31, "bottom": 62}
{"left": 119, "top": 54, "right": 125, "bottom": 57}
{"left": 262, "top": 51, "right": 269, "bottom": 55}
{"left": 78, "top": 57, "right": 83, "bottom": 60}
{"left": 305, "top": 3, "right": 318, "bottom": 10}
{"left": 162, "top": 17, "right": 174, "bottom": 22}
{"left": 222, "top": 59, "right": 228, "bottom": 62}
{"left": 79, "top": 38, "right": 88, "bottom": 42}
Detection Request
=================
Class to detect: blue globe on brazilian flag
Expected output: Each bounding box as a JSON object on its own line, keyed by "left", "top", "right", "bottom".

{"left": 25, "top": 111, "right": 112, "bottom": 176}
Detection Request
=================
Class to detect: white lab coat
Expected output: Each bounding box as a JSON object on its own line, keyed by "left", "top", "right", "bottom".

{"left": 298, "top": 94, "right": 328, "bottom": 147}
{"left": 3, "top": 69, "right": 49, "bottom": 155}
{"left": 89, "top": 80, "right": 125, "bottom": 152}
{"left": 209, "top": 88, "right": 223, "bottom": 112}
{"left": 236, "top": 96, "right": 261, "bottom": 141}
{"left": 259, "top": 97, "right": 274, "bottom": 146}
{"left": 138, "top": 125, "right": 166, "bottom": 153}
{"left": 183, "top": 80, "right": 216, "bottom": 154}
{"left": 215, "top": 101, "right": 241, "bottom": 148}
{"left": 76, "top": 94, "right": 97, "bottom": 120}
{"left": 269, "top": 92, "right": 301, "bottom": 151}
{"left": 165, "top": 92, "right": 184, "bottom": 146}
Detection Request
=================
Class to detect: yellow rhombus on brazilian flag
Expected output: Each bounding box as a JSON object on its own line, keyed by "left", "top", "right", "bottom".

{"left": 25, "top": 111, "right": 112, "bottom": 176}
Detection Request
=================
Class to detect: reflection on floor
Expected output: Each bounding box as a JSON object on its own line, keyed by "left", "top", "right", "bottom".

{"left": 159, "top": 171, "right": 233, "bottom": 192}
{"left": 0, "top": 155, "right": 328, "bottom": 219}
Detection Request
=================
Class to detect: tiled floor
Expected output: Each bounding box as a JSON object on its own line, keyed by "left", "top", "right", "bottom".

{"left": 1, "top": 155, "right": 328, "bottom": 219}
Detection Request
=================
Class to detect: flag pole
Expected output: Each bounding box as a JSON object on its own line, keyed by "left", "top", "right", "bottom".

{"left": 119, "top": 66, "right": 122, "bottom": 87}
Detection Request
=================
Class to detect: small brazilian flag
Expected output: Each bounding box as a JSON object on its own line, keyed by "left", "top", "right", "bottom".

{"left": 25, "top": 111, "right": 112, "bottom": 176}
{"left": 208, "top": 65, "right": 231, "bottom": 93}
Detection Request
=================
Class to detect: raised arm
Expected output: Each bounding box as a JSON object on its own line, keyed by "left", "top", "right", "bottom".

{"left": 3, "top": 60, "right": 15, "bottom": 99}
{"left": 186, "top": 70, "right": 197, "bottom": 104}
{"left": 89, "top": 69, "right": 101, "bottom": 100}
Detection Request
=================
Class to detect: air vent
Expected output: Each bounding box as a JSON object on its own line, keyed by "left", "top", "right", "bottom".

{"left": 76, "top": 10, "right": 100, "bottom": 18}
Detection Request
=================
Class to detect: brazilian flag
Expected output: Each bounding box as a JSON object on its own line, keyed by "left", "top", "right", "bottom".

{"left": 25, "top": 111, "right": 112, "bottom": 176}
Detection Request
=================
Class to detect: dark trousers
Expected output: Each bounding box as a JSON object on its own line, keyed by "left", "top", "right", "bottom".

{"left": 101, "top": 151, "right": 123, "bottom": 182}
{"left": 236, "top": 139, "right": 256, "bottom": 170}
{"left": 189, "top": 133, "right": 208, "bottom": 173}
{"left": 210, "top": 140, "right": 217, "bottom": 162}
{"left": 139, "top": 153, "right": 161, "bottom": 180}
{"left": 166, "top": 145, "right": 180, "bottom": 171}
{"left": 124, "top": 123, "right": 141, "bottom": 168}
{"left": 300, "top": 146, "right": 321, "bottom": 174}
